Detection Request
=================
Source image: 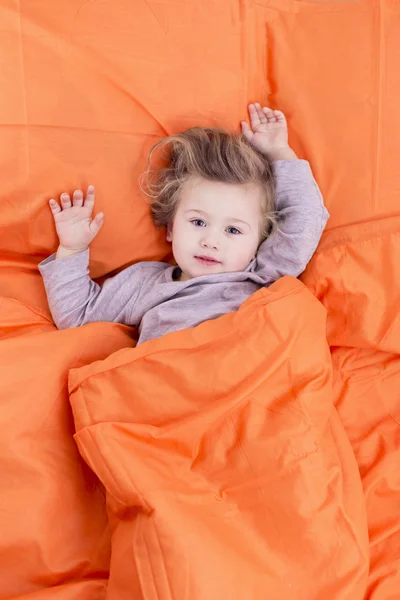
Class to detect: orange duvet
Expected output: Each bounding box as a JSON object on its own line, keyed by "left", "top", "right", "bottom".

{"left": 68, "top": 278, "right": 367, "bottom": 600}
{"left": 1, "top": 1, "right": 400, "bottom": 599}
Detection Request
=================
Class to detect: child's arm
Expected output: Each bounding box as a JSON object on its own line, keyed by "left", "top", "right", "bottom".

{"left": 39, "top": 249, "right": 145, "bottom": 329}
{"left": 241, "top": 103, "right": 329, "bottom": 283}
{"left": 254, "top": 159, "right": 328, "bottom": 283}
{"left": 39, "top": 186, "right": 143, "bottom": 329}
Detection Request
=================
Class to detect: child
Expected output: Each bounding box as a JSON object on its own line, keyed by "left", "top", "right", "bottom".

{"left": 39, "top": 103, "right": 329, "bottom": 345}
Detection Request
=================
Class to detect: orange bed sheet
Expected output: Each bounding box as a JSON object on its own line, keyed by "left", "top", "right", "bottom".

{"left": 1, "top": 1, "right": 400, "bottom": 598}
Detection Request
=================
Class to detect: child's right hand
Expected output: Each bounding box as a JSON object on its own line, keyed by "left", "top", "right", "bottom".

{"left": 49, "top": 186, "right": 104, "bottom": 257}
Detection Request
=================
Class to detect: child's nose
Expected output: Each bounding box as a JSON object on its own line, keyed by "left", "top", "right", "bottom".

{"left": 201, "top": 233, "right": 220, "bottom": 250}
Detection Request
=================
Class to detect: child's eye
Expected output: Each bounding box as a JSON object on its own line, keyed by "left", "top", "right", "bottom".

{"left": 226, "top": 226, "right": 242, "bottom": 235}
{"left": 191, "top": 219, "right": 206, "bottom": 227}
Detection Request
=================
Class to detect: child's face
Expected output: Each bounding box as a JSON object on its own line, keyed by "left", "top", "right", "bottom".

{"left": 167, "top": 176, "right": 264, "bottom": 281}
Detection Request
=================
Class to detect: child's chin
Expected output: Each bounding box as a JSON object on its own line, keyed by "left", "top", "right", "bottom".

{"left": 197, "top": 265, "right": 226, "bottom": 276}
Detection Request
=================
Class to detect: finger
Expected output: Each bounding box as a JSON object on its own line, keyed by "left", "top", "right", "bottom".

{"left": 49, "top": 199, "right": 62, "bottom": 215}
{"left": 248, "top": 104, "right": 262, "bottom": 128}
{"left": 262, "top": 107, "right": 278, "bottom": 122}
{"left": 254, "top": 102, "right": 268, "bottom": 124}
{"left": 60, "top": 193, "right": 72, "bottom": 209}
{"left": 72, "top": 189, "right": 84, "bottom": 207}
{"left": 273, "top": 109, "right": 287, "bottom": 122}
{"left": 89, "top": 213, "right": 104, "bottom": 236}
{"left": 84, "top": 185, "right": 96, "bottom": 213}
{"left": 241, "top": 121, "right": 253, "bottom": 142}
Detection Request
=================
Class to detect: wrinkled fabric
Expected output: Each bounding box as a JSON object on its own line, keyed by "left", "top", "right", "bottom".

{"left": 302, "top": 217, "right": 400, "bottom": 600}
{"left": 1, "top": 0, "right": 400, "bottom": 598}
{"left": 69, "top": 277, "right": 368, "bottom": 600}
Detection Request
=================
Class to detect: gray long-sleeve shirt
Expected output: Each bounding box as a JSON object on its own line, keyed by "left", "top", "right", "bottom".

{"left": 39, "top": 160, "right": 329, "bottom": 345}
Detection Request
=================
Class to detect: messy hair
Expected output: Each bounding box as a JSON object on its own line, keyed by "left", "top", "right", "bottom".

{"left": 140, "top": 127, "right": 277, "bottom": 240}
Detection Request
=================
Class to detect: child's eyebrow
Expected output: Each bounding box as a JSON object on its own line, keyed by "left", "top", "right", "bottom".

{"left": 184, "top": 209, "right": 208, "bottom": 216}
{"left": 229, "top": 217, "right": 251, "bottom": 227}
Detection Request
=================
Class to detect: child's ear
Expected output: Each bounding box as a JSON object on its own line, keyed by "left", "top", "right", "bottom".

{"left": 166, "top": 222, "right": 173, "bottom": 242}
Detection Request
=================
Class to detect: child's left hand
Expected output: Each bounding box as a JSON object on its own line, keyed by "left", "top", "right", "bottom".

{"left": 241, "top": 103, "right": 294, "bottom": 160}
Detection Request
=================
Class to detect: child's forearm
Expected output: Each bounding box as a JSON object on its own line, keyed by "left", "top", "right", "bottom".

{"left": 253, "top": 160, "right": 329, "bottom": 284}
{"left": 40, "top": 249, "right": 101, "bottom": 329}
{"left": 39, "top": 249, "right": 143, "bottom": 329}
{"left": 56, "top": 245, "right": 88, "bottom": 259}
{"left": 263, "top": 146, "right": 298, "bottom": 162}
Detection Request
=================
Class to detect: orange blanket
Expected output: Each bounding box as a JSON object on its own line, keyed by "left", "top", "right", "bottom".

{"left": 1, "top": 0, "right": 400, "bottom": 598}
{"left": 69, "top": 278, "right": 367, "bottom": 600}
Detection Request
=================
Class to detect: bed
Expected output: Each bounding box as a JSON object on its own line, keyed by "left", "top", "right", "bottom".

{"left": 1, "top": 1, "right": 399, "bottom": 598}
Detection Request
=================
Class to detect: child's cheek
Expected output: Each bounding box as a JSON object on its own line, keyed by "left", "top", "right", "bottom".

{"left": 237, "top": 241, "right": 255, "bottom": 269}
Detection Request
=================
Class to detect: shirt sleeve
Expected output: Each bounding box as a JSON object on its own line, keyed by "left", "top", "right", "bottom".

{"left": 253, "top": 160, "right": 329, "bottom": 284}
{"left": 38, "top": 249, "right": 145, "bottom": 329}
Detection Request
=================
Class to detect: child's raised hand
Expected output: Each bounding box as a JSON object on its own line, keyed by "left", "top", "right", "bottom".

{"left": 49, "top": 186, "right": 104, "bottom": 253}
{"left": 241, "top": 103, "right": 290, "bottom": 158}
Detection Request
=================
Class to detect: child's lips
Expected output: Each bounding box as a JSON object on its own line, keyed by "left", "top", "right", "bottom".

{"left": 194, "top": 255, "right": 222, "bottom": 266}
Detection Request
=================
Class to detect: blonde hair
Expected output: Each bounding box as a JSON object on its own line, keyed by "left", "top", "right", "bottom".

{"left": 140, "top": 127, "right": 277, "bottom": 240}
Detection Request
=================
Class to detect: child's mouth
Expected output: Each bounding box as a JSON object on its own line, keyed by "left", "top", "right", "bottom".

{"left": 195, "top": 255, "right": 221, "bottom": 266}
